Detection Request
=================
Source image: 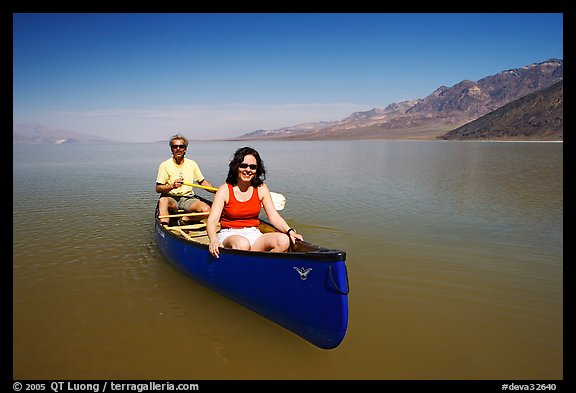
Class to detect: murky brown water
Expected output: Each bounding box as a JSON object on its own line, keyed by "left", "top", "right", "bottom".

{"left": 13, "top": 140, "right": 563, "bottom": 379}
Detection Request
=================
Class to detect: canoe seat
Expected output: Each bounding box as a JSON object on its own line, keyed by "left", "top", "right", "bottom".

{"left": 167, "top": 223, "right": 206, "bottom": 231}
{"left": 158, "top": 211, "right": 211, "bottom": 230}
{"left": 170, "top": 227, "right": 208, "bottom": 241}
{"left": 166, "top": 222, "right": 220, "bottom": 245}
{"left": 158, "top": 211, "right": 210, "bottom": 221}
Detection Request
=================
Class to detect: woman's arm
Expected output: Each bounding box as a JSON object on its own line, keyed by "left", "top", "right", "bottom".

{"left": 207, "top": 184, "right": 228, "bottom": 258}
{"left": 260, "top": 184, "right": 303, "bottom": 244}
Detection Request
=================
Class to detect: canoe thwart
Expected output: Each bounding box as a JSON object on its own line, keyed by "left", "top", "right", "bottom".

{"left": 166, "top": 223, "right": 207, "bottom": 230}
{"left": 158, "top": 212, "right": 210, "bottom": 219}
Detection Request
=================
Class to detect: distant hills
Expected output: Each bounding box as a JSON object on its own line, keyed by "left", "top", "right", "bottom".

{"left": 13, "top": 123, "right": 113, "bottom": 144}
{"left": 236, "top": 58, "right": 563, "bottom": 141}
{"left": 14, "top": 59, "right": 563, "bottom": 143}
{"left": 441, "top": 80, "right": 563, "bottom": 141}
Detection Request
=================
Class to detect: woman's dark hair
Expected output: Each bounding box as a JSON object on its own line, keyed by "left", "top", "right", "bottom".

{"left": 226, "top": 147, "right": 266, "bottom": 187}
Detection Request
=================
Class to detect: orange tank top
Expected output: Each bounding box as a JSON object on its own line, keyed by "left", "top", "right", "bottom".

{"left": 220, "top": 184, "right": 261, "bottom": 229}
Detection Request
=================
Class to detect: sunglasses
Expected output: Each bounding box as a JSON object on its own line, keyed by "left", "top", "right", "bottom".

{"left": 239, "top": 163, "right": 258, "bottom": 170}
{"left": 171, "top": 144, "right": 187, "bottom": 150}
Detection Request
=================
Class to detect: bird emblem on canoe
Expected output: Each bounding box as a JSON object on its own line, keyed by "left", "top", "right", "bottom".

{"left": 294, "top": 267, "right": 312, "bottom": 280}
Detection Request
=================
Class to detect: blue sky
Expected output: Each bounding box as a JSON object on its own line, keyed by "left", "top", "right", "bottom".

{"left": 13, "top": 13, "right": 563, "bottom": 142}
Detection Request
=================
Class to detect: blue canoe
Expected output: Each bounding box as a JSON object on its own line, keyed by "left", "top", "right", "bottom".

{"left": 154, "top": 201, "right": 349, "bottom": 349}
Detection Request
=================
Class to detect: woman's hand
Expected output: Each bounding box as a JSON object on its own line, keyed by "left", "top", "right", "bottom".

{"left": 287, "top": 229, "right": 303, "bottom": 245}
{"left": 209, "top": 240, "right": 222, "bottom": 258}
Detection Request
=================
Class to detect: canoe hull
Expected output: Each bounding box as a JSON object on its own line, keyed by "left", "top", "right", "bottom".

{"left": 154, "top": 219, "right": 349, "bottom": 349}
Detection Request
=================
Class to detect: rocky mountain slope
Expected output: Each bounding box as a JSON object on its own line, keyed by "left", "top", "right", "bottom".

{"left": 440, "top": 80, "right": 563, "bottom": 141}
{"left": 237, "top": 58, "right": 563, "bottom": 141}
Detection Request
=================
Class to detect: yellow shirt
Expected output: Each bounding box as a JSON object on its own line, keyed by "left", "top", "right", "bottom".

{"left": 156, "top": 157, "right": 205, "bottom": 197}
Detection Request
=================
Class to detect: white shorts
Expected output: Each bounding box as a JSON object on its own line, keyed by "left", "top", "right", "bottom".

{"left": 217, "top": 227, "right": 263, "bottom": 246}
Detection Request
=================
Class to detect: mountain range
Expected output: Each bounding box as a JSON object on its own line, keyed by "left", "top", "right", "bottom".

{"left": 14, "top": 59, "right": 563, "bottom": 144}
{"left": 13, "top": 123, "right": 113, "bottom": 144}
{"left": 236, "top": 58, "right": 563, "bottom": 141}
{"left": 441, "top": 79, "right": 563, "bottom": 141}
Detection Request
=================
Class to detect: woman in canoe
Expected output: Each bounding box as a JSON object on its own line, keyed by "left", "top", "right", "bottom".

{"left": 207, "top": 147, "right": 303, "bottom": 258}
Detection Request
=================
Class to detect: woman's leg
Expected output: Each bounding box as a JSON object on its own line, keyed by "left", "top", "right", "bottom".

{"left": 251, "top": 232, "right": 290, "bottom": 253}
{"left": 222, "top": 235, "right": 252, "bottom": 251}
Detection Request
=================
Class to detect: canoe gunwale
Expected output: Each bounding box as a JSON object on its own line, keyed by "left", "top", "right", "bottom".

{"left": 154, "top": 196, "right": 347, "bottom": 262}
{"left": 156, "top": 217, "right": 347, "bottom": 262}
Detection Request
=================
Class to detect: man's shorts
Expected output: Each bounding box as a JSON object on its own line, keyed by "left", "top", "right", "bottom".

{"left": 162, "top": 195, "right": 198, "bottom": 211}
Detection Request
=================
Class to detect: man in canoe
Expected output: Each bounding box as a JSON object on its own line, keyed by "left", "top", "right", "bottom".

{"left": 207, "top": 147, "right": 303, "bottom": 258}
{"left": 155, "top": 134, "right": 215, "bottom": 226}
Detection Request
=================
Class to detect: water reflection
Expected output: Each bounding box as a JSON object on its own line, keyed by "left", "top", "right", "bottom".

{"left": 13, "top": 141, "right": 562, "bottom": 379}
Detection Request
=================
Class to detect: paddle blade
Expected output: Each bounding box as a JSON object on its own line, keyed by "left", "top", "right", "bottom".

{"left": 271, "top": 192, "right": 286, "bottom": 211}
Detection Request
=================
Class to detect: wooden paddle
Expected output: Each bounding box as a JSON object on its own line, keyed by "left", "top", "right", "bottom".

{"left": 183, "top": 182, "right": 286, "bottom": 211}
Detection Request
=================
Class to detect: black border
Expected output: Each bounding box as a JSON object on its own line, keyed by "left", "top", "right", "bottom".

{"left": 8, "top": 1, "right": 569, "bottom": 388}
